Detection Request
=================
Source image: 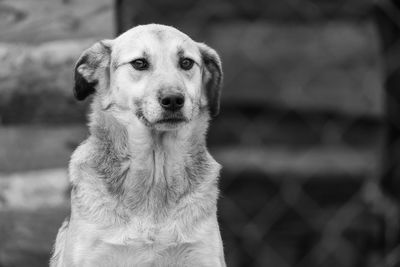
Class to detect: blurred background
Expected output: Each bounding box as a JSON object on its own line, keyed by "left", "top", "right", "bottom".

{"left": 1, "top": 0, "right": 400, "bottom": 266}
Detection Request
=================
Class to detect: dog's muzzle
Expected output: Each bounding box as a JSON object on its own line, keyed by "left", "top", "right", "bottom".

{"left": 136, "top": 91, "right": 189, "bottom": 128}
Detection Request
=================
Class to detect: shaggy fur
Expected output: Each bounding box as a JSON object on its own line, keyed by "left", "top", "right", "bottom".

{"left": 50, "top": 24, "right": 225, "bottom": 266}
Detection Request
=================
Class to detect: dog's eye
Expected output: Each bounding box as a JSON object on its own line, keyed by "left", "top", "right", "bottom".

{"left": 131, "top": 59, "right": 149, "bottom": 71}
{"left": 179, "top": 58, "right": 194, "bottom": 70}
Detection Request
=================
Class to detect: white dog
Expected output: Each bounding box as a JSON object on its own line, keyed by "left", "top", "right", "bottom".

{"left": 50, "top": 24, "right": 226, "bottom": 267}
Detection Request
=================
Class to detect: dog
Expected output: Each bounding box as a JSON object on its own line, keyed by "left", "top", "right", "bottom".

{"left": 50, "top": 24, "right": 225, "bottom": 267}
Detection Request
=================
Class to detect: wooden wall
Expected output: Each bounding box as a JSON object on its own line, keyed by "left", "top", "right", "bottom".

{"left": 0, "top": 0, "right": 114, "bottom": 43}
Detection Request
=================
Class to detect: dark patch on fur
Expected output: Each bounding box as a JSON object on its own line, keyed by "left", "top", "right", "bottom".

{"left": 184, "top": 148, "right": 209, "bottom": 188}
{"left": 90, "top": 113, "right": 131, "bottom": 196}
{"left": 152, "top": 29, "right": 165, "bottom": 41}
{"left": 177, "top": 47, "right": 185, "bottom": 58}
{"left": 111, "top": 59, "right": 119, "bottom": 71}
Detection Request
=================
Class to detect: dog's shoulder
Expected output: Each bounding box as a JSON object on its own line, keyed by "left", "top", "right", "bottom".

{"left": 70, "top": 138, "right": 94, "bottom": 163}
{"left": 68, "top": 138, "right": 96, "bottom": 182}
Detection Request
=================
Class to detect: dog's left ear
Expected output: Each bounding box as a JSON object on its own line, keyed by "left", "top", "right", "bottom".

{"left": 198, "top": 43, "right": 223, "bottom": 117}
{"left": 74, "top": 40, "right": 113, "bottom": 101}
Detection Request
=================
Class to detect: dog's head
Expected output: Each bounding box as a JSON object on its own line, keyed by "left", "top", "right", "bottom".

{"left": 74, "top": 24, "right": 222, "bottom": 131}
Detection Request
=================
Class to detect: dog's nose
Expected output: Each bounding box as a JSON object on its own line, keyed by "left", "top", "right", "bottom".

{"left": 160, "top": 93, "right": 185, "bottom": 111}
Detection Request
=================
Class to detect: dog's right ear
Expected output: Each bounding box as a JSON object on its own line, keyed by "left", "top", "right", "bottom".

{"left": 74, "top": 40, "right": 113, "bottom": 101}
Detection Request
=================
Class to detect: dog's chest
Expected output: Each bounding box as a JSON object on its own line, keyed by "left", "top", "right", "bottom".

{"left": 100, "top": 218, "right": 182, "bottom": 246}
{"left": 122, "top": 150, "right": 191, "bottom": 211}
{"left": 80, "top": 218, "right": 191, "bottom": 266}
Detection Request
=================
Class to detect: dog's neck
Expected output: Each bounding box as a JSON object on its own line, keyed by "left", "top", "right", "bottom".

{"left": 86, "top": 105, "right": 218, "bottom": 219}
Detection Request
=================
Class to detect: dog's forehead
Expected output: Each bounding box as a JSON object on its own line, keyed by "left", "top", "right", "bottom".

{"left": 112, "top": 24, "right": 199, "bottom": 62}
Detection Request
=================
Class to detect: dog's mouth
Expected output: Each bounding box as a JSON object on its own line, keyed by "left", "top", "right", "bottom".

{"left": 136, "top": 110, "right": 187, "bottom": 128}
{"left": 155, "top": 115, "right": 187, "bottom": 124}
{"left": 155, "top": 116, "right": 187, "bottom": 124}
